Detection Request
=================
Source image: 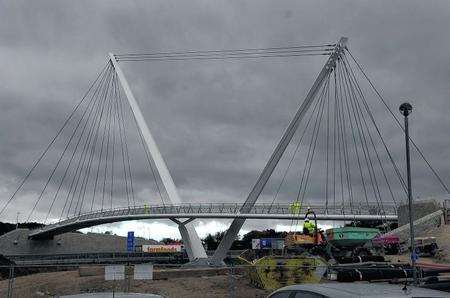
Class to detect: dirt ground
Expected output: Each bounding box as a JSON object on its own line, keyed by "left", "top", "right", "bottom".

{"left": 388, "top": 224, "right": 450, "bottom": 264}
{"left": 0, "top": 270, "right": 270, "bottom": 298}
{"left": 4, "top": 224, "right": 450, "bottom": 298}
{"left": 426, "top": 224, "right": 450, "bottom": 262}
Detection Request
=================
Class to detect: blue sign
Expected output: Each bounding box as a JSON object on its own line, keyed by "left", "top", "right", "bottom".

{"left": 411, "top": 251, "right": 419, "bottom": 262}
{"left": 127, "top": 231, "right": 135, "bottom": 252}
{"left": 260, "top": 238, "right": 272, "bottom": 249}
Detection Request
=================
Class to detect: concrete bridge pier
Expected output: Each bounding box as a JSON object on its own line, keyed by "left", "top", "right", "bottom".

{"left": 171, "top": 218, "right": 207, "bottom": 261}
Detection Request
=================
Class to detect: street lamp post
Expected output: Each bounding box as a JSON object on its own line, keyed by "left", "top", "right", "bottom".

{"left": 399, "top": 102, "right": 417, "bottom": 286}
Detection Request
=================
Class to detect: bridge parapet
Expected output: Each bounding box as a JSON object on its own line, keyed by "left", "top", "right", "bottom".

{"left": 28, "top": 202, "right": 397, "bottom": 240}
{"left": 54, "top": 202, "right": 396, "bottom": 223}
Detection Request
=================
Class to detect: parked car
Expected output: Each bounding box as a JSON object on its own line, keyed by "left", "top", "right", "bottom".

{"left": 268, "top": 283, "right": 450, "bottom": 298}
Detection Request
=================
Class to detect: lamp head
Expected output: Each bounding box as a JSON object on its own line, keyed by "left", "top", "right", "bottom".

{"left": 399, "top": 102, "right": 413, "bottom": 116}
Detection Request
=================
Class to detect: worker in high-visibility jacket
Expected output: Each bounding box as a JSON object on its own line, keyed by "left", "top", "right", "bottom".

{"left": 303, "top": 218, "right": 315, "bottom": 235}
{"left": 289, "top": 201, "right": 301, "bottom": 215}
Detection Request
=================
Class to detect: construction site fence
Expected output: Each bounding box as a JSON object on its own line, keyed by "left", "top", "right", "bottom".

{"left": 0, "top": 262, "right": 427, "bottom": 298}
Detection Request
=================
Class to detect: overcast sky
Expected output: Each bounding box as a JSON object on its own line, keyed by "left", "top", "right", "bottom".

{"left": 1, "top": 0, "right": 450, "bottom": 240}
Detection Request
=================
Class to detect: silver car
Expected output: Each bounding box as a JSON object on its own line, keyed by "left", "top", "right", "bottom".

{"left": 268, "top": 283, "right": 450, "bottom": 298}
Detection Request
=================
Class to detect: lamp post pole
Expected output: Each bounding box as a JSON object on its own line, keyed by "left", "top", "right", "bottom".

{"left": 399, "top": 102, "right": 417, "bottom": 286}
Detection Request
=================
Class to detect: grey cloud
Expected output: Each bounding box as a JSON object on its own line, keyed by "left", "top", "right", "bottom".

{"left": 0, "top": 0, "right": 449, "bottom": 226}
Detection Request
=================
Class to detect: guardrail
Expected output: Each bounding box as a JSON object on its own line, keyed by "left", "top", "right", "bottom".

{"left": 29, "top": 202, "right": 397, "bottom": 238}
{"left": 43, "top": 202, "right": 396, "bottom": 226}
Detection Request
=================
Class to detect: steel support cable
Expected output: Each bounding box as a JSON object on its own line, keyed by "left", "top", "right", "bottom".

{"left": 111, "top": 74, "right": 131, "bottom": 208}
{"left": 76, "top": 69, "right": 115, "bottom": 215}
{"left": 70, "top": 74, "right": 113, "bottom": 218}
{"left": 288, "top": 77, "right": 329, "bottom": 232}
{"left": 115, "top": 46, "right": 335, "bottom": 61}
{"left": 116, "top": 50, "right": 332, "bottom": 59}
{"left": 333, "top": 69, "right": 338, "bottom": 214}
{"left": 342, "top": 54, "right": 407, "bottom": 196}
{"left": 325, "top": 65, "right": 331, "bottom": 213}
{"left": 116, "top": 53, "right": 332, "bottom": 62}
{"left": 295, "top": 77, "right": 328, "bottom": 205}
{"left": 239, "top": 56, "right": 339, "bottom": 214}
{"left": 135, "top": 121, "right": 166, "bottom": 206}
{"left": 340, "top": 61, "right": 383, "bottom": 214}
{"left": 346, "top": 49, "right": 450, "bottom": 194}
{"left": 337, "top": 64, "right": 350, "bottom": 215}
{"left": 31, "top": 64, "right": 111, "bottom": 222}
{"left": 112, "top": 74, "right": 131, "bottom": 209}
{"left": 267, "top": 78, "right": 327, "bottom": 212}
{"left": 295, "top": 77, "right": 329, "bottom": 230}
{"left": 114, "top": 73, "right": 166, "bottom": 207}
{"left": 349, "top": 87, "right": 389, "bottom": 221}
{"left": 43, "top": 66, "right": 111, "bottom": 223}
{"left": 116, "top": 48, "right": 333, "bottom": 59}
{"left": 66, "top": 66, "right": 114, "bottom": 217}
{"left": 335, "top": 66, "right": 346, "bottom": 216}
{"left": 344, "top": 70, "right": 390, "bottom": 218}
{"left": 296, "top": 75, "right": 329, "bottom": 207}
{"left": 100, "top": 71, "right": 115, "bottom": 212}
{"left": 109, "top": 81, "right": 117, "bottom": 210}
{"left": 341, "top": 57, "right": 399, "bottom": 209}
{"left": 299, "top": 76, "right": 330, "bottom": 207}
{"left": 340, "top": 63, "right": 385, "bottom": 216}
{"left": 115, "top": 76, "right": 132, "bottom": 208}
{"left": 340, "top": 67, "right": 370, "bottom": 216}
{"left": 0, "top": 63, "right": 109, "bottom": 218}
{"left": 76, "top": 67, "right": 115, "bottom": 216}
{"left": 116, "top": 82, "right": 136, "bottom": 207}
{"left": 339, "top": 63, "right": 370, "bottom": 208}
{"left": 59, "top": 66, "right": 112, "bottom": 220}
{"left": 72, "top": 67, "right": 115, "bottom": 216}
{"left": 336, "top": 61, "right": 355, "bottom": 213}
{"left": 90, "top": 76, "right": 114, "bottom": 213}
{"left": 115, "top": 44, "right": 336, "bottom": 58}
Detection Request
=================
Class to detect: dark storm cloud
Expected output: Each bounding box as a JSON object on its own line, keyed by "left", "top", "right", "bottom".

{"left": 1, "top": 0, "right": 450, "bottom": 229}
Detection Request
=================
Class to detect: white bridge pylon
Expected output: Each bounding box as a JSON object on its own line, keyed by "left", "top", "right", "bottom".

{"left": 212, "top": 37, "right": 349, "bottom": 265}
{"left": 109, "top": 53, "right": 207, "bottom": 261}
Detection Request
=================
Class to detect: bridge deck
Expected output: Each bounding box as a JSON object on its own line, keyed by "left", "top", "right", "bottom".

{"left": 29, "top": 203, "right": 397, "bottom": 239}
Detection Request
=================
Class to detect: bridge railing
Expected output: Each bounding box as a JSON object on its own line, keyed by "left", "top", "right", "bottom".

{"left": 36, "top": 202, "right": 397, "bottom": 232}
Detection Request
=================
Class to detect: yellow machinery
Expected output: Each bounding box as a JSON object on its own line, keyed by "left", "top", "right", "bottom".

{"left": 285, "top": 233, "right": 324, "bottom": 247}
{"left": 285, "top": 208, "right": 325, "bottom": 250}
{"left": 239, "top": 255, "right": 327, "bottom": 290}
{"left": 237, "top": 207, "right": 328, "bottom": 290}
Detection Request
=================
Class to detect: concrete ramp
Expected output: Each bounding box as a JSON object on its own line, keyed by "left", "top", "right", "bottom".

{"left": 386, "top": 209, "right": 444, "bottom": 242}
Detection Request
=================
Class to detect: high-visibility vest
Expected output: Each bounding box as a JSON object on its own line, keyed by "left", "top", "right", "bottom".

{"left": 289, "top": 202, "right": 301, "bottom": 214}
{"left": 304, "top": 221, "right": 315, "bottom": 233}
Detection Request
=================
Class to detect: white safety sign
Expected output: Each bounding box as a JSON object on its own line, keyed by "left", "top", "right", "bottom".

{"left": 105, "top": 265, "right": 125, "bottom": 280}
{"left": 134, "top": 264, "right": 154, "bottom": 280}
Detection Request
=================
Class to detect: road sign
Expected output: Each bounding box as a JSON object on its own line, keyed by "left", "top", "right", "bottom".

{"left": 127, "top": 231, "right": 135, "bottom": 252}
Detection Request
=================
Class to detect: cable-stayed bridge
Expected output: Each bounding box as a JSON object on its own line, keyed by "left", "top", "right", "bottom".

{"left": 1, "top": 37, "right": 448, "bottom": 265}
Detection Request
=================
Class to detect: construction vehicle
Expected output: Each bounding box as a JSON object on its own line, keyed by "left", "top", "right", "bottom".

{"left": 283, "top": 208, "right": 381, "bottom": 259}
{"left": 284, "top": 209, "right": 326, "bottom": 255}
{"left": 400, "top": 236, "right": 439, "bottom": 257}
{"left": 372, "top": 233, "right": 400, "bottom": 255}
{"left": 326, "top": 226, "right": 380, "bottom": 258}
{"left": 240, "top": 255, "right": 328, "bottom": 290}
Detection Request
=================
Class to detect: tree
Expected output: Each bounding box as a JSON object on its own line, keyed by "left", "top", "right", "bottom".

{"left": 161, "top": 237, "right": 179, "bottom": 244}
{"left": 202, "top": 231, "right": 225, "bottom": 250}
